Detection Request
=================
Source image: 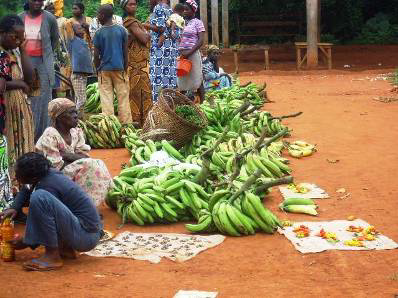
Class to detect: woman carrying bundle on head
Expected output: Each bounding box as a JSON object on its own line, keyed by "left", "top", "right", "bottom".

{"left": 0, "top": 15, "right": 35, "bottom": 194}
{"left": 35, "top": 98, "right": 113, "bottom": 207}
{"left": 121, "top": 0, "right": 152, "bottom": 127}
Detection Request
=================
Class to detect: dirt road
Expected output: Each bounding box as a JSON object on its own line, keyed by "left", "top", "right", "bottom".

{"left": 1, "top": 46, "right": 397, "bottom": 298}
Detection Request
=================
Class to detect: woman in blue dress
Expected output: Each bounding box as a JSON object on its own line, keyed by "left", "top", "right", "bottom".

{"left": 146, "top": 0, "right": 181, "bottom": 102}
{"left": 202, "top": 45, "right": 232, "bottom": 92}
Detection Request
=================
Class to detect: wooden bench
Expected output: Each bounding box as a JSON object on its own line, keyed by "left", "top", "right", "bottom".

{"left": 232, "top": 46, "right": 270, "bottom": 73}
{"left": 236, "top": 13, "right": 303, "bottom": 44}
{"left": 295, "top": 42, "right": 333, "bottom": 70}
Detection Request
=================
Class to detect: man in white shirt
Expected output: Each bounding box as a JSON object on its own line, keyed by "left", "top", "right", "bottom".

{"left": 89, "top": 0, "right": 123, "bottom": 39}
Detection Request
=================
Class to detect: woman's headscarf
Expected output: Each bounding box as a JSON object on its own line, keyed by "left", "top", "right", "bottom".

{"left": 186, "top": 0, "right": 198, "bottom": 12}
{"left": 48, "top": 98, "right": 76, "bottom": 125}
{"left": 207, "top": 44, "right": 220, "bottom": 55}
{"left": 101, "top": 0, "right": 114, "bottom": 5}
{"left": 120, "top": 0, "right": 129, "bottom": 9}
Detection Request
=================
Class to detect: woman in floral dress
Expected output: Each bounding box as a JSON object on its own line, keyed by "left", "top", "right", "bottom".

{"left": 0, "top": 15, "right": 35, "bottom": 211}
{"left": 146, "top": 0, "right": 181, "bottom": 102}
{"left": 35, "top": 98, "right": 113, "bottom": 207}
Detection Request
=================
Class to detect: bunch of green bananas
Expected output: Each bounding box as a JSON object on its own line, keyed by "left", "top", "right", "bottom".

{"left": 105, "top": 81, "right": 303, "bottom": 237}
{"left": 186, "top": 190, "right": 282, "bottom": 236}
{"left": 84, "top": 83, "right": 118, "bottom": 114}
{"left": 206, "top": 82, "right": 266, "bottom": 109}
{"left": 124, "top": 137, "right": 185, "bottom": 167}
{"left": 107, "top": 165, "right": 211, "bottom": 224}
{"left": 78, "top": 114, "right": 123, "bottom": 149}
{"left": 242, "top": 111, "right": 289, "bottom": 137}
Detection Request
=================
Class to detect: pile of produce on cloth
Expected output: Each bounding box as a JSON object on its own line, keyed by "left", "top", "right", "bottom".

{"left": 85, "top": 82, "right": 118, "bottom": 114}
{"left": 103, "top": 82, "right": 307, "bottom": 237}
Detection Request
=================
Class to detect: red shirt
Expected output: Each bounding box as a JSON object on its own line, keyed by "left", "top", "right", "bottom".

{"left": 25, "top": 14, "right": 43, "bottom": 56}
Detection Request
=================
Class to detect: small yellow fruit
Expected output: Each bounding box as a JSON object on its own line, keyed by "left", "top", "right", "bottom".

{"left": 282, "top": 220, "right": 293, "bottom": 227}
{"left": 347, "top": 215, "right": 356, "bottom": 221}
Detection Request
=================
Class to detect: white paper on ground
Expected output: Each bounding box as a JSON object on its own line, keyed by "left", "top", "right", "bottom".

{"left": 174, "top": 290, "right": 218, "bottom": 298}
{"left": 279, "top": 183, "right": 329, "bottom": 199}
{"left": 278, "top": 219, "right": 398, "bottom": 253}
{"left": 139, "top": 151, "right": 201, "bottom": 171}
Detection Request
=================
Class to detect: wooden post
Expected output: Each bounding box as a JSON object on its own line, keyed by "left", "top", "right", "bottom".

{"left": 170, "top": 0, "right": 179, "bottom": 9}
{"left": 200, "top": 0, "right": 208, "bottom": 45}
{"left": 233, "top": 51, "right": 239, "bottom": 73}
{"left": 306, "top": 0, "right": 318, "bottom": 68}
{"left": 211, "top": 0, "right": 219, "bottom": 46}
{"left": 317, "top": 0, "right": 321, "bottom": 42}
{"left": 222, "top": 0, "right": 229, "bottom": 48}
{"left": 264, "top": 49, "right": 269, "bottom": 70}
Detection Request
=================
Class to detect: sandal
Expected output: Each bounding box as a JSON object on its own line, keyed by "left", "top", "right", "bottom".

{"left": 23, "top": 258, "right": 63, "bottom": 272}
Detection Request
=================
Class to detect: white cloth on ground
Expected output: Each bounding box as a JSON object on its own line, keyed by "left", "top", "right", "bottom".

{"left": 278, "top": 219, "right": 398, "bottom": 253}
{"left": 84, "top": 232, "right": 225, "bottom": 263}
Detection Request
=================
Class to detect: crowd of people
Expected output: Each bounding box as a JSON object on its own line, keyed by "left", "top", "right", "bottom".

{"left": 0, "top": 0, "right": 232, "bottom": 271}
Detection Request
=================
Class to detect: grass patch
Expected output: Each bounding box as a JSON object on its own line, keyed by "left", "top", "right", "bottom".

{"left": 388, "top": 69, "right": 398, "bottom": 86}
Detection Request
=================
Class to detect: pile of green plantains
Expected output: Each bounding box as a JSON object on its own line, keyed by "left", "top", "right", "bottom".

{"left": 85, "top": 83, "right": 118, "bottom": 114}
{"left": 105, "top": 82, "right": 303, "bottom": 236}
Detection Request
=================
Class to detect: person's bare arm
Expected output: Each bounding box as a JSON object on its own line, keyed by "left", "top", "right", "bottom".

{"left": 181, "top": 31, "right": 205, "bottom": 58}
{"left": 61, "top": 152, "right": 89, "bottom": 163}
{"left": 93, "top": 46, "right": 100, "bottom": 71}
{"left": 19, "top": 41, "right": 34, "bottom": 85}
{"left": 1, "top": 77, "right": 30, "bottom": 94}
{"left": 130, "top": 22, "right": 150, "bottom": 45}
{"left": 123, "top": 38, "right": 128, "bottom": 72}
{"left": 143, "top": 23, "right": 164, "bottom": 34}
{"left": 170, "top": 21, "right": 177, "bottom": 40}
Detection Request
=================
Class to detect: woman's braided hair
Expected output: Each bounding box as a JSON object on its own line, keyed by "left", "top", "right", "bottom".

{"left": 0, "top": 15, "right": 24, "bottom": 34}
{"left": 16, "top": 152, "right": 52, "bottom": 180}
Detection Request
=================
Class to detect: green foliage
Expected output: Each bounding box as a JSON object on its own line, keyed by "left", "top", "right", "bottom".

{"left": 64, "top": 0, "right": 149, "bottom": 22}
{"left": 353, "top": 13, "right": 397, "bottom": 44}
{"left": 0, "top": 0, "right": 24, "bottom": 18}
{"left": 389, "top": 70, "right": 398, "bottom": 87}
{"left": 175, "top": 105, "right": 203, "bottom": 126}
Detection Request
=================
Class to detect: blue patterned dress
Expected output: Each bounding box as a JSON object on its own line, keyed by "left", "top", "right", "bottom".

{"left": 149, "top": 3, "right": 181, "bottom": 102}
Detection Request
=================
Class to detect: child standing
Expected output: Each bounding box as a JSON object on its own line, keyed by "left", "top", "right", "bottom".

{"left": 93, "top": 4, "right": 132, "bottom": 125}
{"left": 158, "top": 3, "right": 185, "bottom": 47}
{"left": 67, "top": 23, "right": 93, "bottom": 116}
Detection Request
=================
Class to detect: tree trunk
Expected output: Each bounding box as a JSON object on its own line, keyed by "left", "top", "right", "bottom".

{"left": 306, "top": 0, "right": 319, "bottom": 68}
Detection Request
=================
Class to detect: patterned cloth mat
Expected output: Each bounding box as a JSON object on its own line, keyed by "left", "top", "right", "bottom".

{"left": 84, "top": 232, "right": 225, "bottom": 263}
{"left": 279, "top": 183, "right": 329, "bottom": 199}
{"left": 278, "top": 219, "right": 398, "bottom": 253}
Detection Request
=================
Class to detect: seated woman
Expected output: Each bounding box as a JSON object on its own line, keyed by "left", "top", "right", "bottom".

{"left": 0, "top": 152, "right": 102, "bottom": 271}
{"left": 202, "top": 45, "right": 232, "bottom": 92}
{"left": 35, "top": 98, "right": 113, "bottom": 207}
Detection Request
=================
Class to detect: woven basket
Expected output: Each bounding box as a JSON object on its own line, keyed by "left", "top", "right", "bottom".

{"left": 141, "top": 89, "right": 208, "bottom": 148}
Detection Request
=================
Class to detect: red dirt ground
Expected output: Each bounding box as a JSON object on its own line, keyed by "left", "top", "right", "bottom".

{"left": 0, "top": 45, "right": 398, "bottom": 298}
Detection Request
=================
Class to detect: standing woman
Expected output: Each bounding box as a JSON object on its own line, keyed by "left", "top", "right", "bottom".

{"left": 121, "top": 0, "right": 152, "bottom": 127}
{"left": 177, "top": 0, "right": 205, "bottom": 103}
{"left": 0, "top": 15, "right": 35, "bottom": 208}
{"left": 146, "top": 0, "right": 179, "bottom": 102}
{"left": 19, "top": 0, "right": 60, "bottom": 142}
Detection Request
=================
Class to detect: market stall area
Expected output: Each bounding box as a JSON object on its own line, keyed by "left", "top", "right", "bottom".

{"left": 1, "top": 66, "right": 398, "bottom": 298}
